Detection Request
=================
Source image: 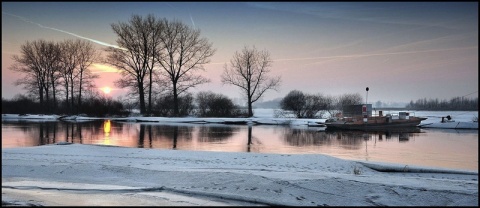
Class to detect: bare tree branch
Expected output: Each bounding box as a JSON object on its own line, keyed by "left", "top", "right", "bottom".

{"left": 155, "top": 19, "right": 215, "bottom": 117}
{"left": 221, "top": 46, "right": 281, "bottom": 117}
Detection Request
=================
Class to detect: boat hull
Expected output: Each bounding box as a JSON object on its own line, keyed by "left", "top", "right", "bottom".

{"left": 325, "top": 121, "right": 422, "bottom": 130}
{"left": 325, "top": 116, "right": 425, "bottom": 131}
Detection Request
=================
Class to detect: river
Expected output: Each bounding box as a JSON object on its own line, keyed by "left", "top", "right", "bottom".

{"left": 2, "top": 110, "right": 478, "bottom": 171}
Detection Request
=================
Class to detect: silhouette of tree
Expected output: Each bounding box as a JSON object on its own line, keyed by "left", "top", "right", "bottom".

{"left": 222, "top": 46, "right": 281, "bottom": 117}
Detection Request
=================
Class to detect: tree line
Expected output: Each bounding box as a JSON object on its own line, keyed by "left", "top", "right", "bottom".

{"left": 405, "top": 96, "right": 478, "bottom": 111}
{"left": 2, "top": 88, "right": 361, "bottom": 119}
{"left": 10, "top": 39, "right": 99, "bottom": 114}
{"left": 7, "top": 14, "right": 280, "bottom": 117}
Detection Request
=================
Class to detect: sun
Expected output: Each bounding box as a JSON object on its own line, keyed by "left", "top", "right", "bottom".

{"left": 102, "top": 87, "right": 112, "bottom": 94}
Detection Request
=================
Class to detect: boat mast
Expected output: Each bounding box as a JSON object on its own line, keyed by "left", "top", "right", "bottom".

{"left": 366, "top": 87, "right": 369, "bottom": 105}
{"left": 364, "top": 87, "right": 369, "bottom": 123}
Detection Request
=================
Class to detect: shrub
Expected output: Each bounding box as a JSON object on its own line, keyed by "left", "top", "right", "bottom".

{"left": 195, "top": 91, "right": 244, "bottom": 117}
{"left": 153, "top": 93, "right": 194, "bottom": 117}
{"left": 2, "top": 95, "right": 42, "bottom": 114}
{"left": 280, "top": 90, "right": 328, "bottom": 118}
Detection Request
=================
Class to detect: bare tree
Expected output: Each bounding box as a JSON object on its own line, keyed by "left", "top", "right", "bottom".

{"left": 155, "top": 19, "right": 215, "bottom": 117}
{"left": 324, "top": 95, "right": 340, "bottom": 118}
{"left": 222, "top": 46, "right": 281, "bottom": 117}
{"left": 76, "top": 40, "right": 100, "bottom": 113}
{"left": 10, "top": 40, "right": 61, "bottom": 113}
{"left": 337, "top": 93, "right": 363, "bottom": 109}
{"left": 105, "top": 14, "right": 162, "bottom": 115}
{"left": 37, "top": 41, "right": 62, "bottom": 112}
{"left": 59, "top": 39, "right": 81, "bottom": 113}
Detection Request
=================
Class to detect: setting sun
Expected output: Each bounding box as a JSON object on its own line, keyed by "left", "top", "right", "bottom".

{"left": 102, "top": 87, "right": 111, "bottom": 94}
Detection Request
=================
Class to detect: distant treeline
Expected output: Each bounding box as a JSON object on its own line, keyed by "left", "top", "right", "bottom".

{"left": 1, "top": 91, "right": 249, "bottom": 118}
{"left": 2, "top": 94, "right": 127, "bottom": 117}
{"left": 405, "top": 96, "right": 478, "bottom": 111}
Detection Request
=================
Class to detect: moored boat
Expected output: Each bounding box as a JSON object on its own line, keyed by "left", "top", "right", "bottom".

{"left": 325, "top": 104, "right": 427, "bottom": 131}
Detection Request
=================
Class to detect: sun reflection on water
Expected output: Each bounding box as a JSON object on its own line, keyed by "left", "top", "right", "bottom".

{"left": 103, "top": 120, "right": 111, "bottom": 145}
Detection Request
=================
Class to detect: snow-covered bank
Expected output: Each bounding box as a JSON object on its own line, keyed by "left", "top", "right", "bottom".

{"left": 2, "top": 144, "right": 477, "bottom": 206}
{"left": 2, "top": 114, "right": 59, "bottom": 120}
{"left": 2, "top": 113, "right": 326, "bottom": 127}
{"left": 3, "top": 109, "right": 477, "bottom": 126}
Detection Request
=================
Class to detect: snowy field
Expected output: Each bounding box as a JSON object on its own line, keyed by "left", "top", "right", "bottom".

{"left": 2, "top": 143, "right": 478, "bottom": 206}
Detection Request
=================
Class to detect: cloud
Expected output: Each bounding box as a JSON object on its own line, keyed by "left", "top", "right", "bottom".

{"left": 91, "top": 63, "right": 121, "bottom": 73}
{"left": 2, "top": 11, "right": 127, "bottom": 51}
{"left": 190, "top": 13, "right": 196, "bottom": 29}
{"left": 273, "top": 46, "right": 477, "bottom": 62}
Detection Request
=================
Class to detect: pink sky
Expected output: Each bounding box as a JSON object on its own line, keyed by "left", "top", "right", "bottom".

{"left": 2, "top": 2, "right": 478, "bottom": 104}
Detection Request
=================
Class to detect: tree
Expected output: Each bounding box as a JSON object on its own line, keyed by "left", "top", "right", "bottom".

{"left": 337, "top": 93, "right": 363, "bottom": 109}
{"left": 153, "top": 93, "right": 194, "bottom": 117}
{"left": 57, "top": 39, "right": 99, "bottom": 114}
{"left": 280, "top": 90, "right": 328, "bottom": 118}
{"left": 155, "top": 19, "right": 216, "bottom": 117}
{"left": 106, "top": 14, "right": 162, "bottom": 115}
{"left": 222, "top": 46, "right": 281, "bottom": 117}
{"left": 280, "top": 90, "right": 306, "bottom": 118}
{"left": 76, "top": 40, "right": 100, "bottom": 113}
{"left": 10, "top": 40, "right": 61, "bottom": 113}
{"left": 195, "top": 91, "right": 237, "bottom": 117}
{"left": 59, "top": 39, "right": 81, "bottom": 113}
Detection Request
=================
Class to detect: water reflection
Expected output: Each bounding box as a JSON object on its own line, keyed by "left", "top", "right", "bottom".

{"left": 0, "top": 120, "right": 433, "bottom": 149}
{"left": 280, "top": 127, "right": 422, "bottom": 148}
{"left": 2, "top": 120, "right": 477, "bottom": 171}
{"left": 135, "top": 124, "right": 195, "bottom": 149}
{"left": 103, "top": 120, "right": 111, "bottom": 145}
{"left": 198, "top": 125, "right": 238, "bottom": 142}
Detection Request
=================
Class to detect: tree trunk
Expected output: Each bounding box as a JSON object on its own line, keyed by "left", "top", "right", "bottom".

{"left": 173, "top": 82, "right": 179, "bottom": 117}
{"left": 70, "top": 79, "right": 74, "bottom": 114}
{"left": 138, "top": 81, "right": 146, "bottom": 115}
{"left": 148, "top": 69, "right": 152, "bottom": 116}
{"left": 247, "top": 86, "right": 253, "bottom": 117}
{"left": 64, "top": 83, "right": 69, "bottom": 114}
{"left": 78, "top": 71, "right": 83, "bottom": 114}
{"left": 52, "top": 80, "right": 57, "bottom": 112}
{"left": 39, "top": 86, "right": 44, "bottom": 112}
{"left": 45, "top": 84, "right": 50, "bottom": 114}
{"left": 248, "top": 98, "right": 253, "bottom": 117}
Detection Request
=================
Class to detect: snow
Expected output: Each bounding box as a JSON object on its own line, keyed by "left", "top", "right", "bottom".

{"left": 2, "top": 110, "right": 327, "bottom": 128}
{"left": 419, "top": 121, "right": 478, "bottom": 129}
{"left": 2, "top": 114, "right": 59, "bottom": 120}
{"left": 2, "top": 143, "right": 478, "bottom": 206}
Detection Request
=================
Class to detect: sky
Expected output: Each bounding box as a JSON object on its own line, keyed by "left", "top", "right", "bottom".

{"left": 2, "top": 143, "right": 478, "bottom": 206}
{"left": 2, "top": 2, "right": 478, "bottom": 104}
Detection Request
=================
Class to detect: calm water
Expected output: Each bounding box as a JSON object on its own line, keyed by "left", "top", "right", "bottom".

{"left": 2, "top": 118, "right": 478, "bottom": 171}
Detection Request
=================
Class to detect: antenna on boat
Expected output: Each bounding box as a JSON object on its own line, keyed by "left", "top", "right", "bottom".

{"left": 365, "top": 87, "right": 369, "bottom": 105}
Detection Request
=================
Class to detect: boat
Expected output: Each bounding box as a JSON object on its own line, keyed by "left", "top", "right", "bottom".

{"left": 325, "top": 104, "right": 427, "bottom": 131}
{"left": 418, "top": 115, "right": 478, "bottom": 129}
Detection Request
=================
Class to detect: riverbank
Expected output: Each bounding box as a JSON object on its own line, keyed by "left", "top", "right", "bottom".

{"left": 2, "top": 143, "right": 477, "bottom": 206}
